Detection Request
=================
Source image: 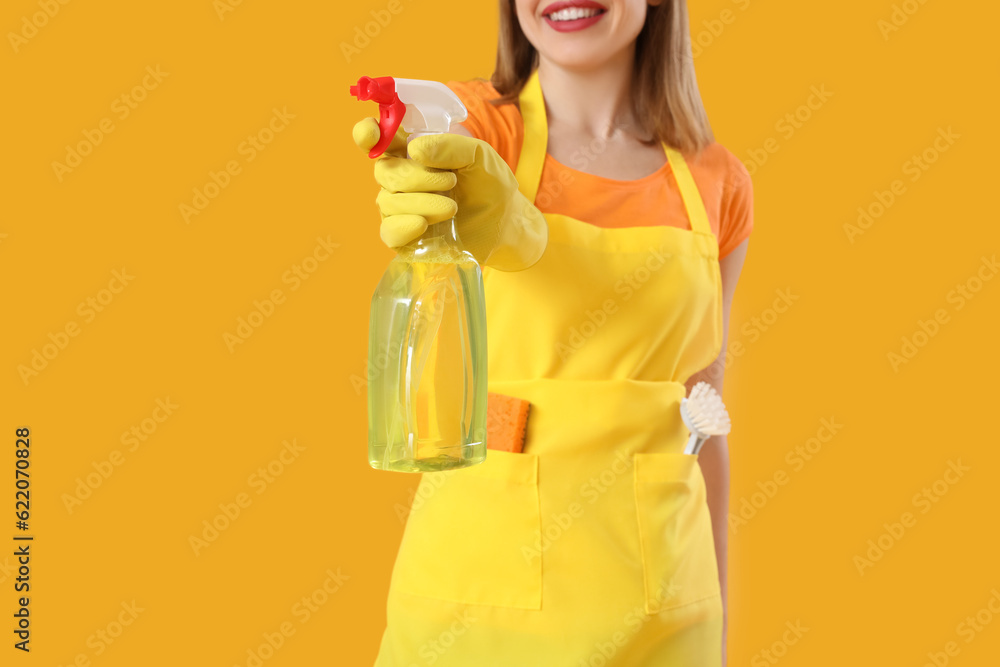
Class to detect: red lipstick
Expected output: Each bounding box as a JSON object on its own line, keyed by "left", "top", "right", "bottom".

{"left": 541, "top": 0, "right": 608, "bottom": 33}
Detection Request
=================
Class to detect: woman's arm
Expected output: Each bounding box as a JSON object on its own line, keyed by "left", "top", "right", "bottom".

{"left": 685, "top": 236, "right": 749, "bottom": 666}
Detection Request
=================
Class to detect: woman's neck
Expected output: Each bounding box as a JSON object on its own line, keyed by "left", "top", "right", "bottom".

{"left": 536, "top": 49, "right": 639, "bottom": 140}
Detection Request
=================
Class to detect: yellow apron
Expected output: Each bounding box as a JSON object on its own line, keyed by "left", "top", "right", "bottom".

{"left": 375, "top": 71, "right": 724, "bottom": 666}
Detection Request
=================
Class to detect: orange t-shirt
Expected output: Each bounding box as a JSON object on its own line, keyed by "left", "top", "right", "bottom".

{"left": 446, "top": 79, "right": 754, "bottom": 259}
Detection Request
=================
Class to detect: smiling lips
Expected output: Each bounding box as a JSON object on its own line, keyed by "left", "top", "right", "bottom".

{"left": 542, "top": 0, "right": 608, "bottom": 32}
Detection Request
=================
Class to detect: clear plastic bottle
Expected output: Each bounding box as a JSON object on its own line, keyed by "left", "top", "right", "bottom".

{"left": 367, "top": 215, "right": 488, "bottom": 472}
{"left": 352, "top": 75, "right": 488, "bottom": 472}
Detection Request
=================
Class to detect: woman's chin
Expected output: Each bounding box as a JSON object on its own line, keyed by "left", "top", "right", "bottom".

{"left": 536, "top": 47, "right": 617, "bottom": 73}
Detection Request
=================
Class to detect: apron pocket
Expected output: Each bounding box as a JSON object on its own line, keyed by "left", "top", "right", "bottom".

{"left": 391, "top": 449, "right": 542, "bottom": 610}
{"left": 633, "top": 452, "right": 721, "bottom": 614}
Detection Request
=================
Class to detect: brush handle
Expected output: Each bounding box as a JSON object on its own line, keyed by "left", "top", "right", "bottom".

{"left": 684, "top": 432, "right": 707, "bottom": 455}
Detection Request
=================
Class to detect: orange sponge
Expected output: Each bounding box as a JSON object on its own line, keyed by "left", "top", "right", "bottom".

{"left": 486, "top": 392, "right": 531, "bottom": 453}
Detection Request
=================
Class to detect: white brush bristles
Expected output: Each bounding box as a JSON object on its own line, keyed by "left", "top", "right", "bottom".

{"left": 681, "top": 382, "right": 732, "bottom": 437}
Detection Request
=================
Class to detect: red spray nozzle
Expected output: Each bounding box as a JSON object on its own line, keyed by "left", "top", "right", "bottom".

{"left": 350, "top": 76, "right": 406, "bottom": 158}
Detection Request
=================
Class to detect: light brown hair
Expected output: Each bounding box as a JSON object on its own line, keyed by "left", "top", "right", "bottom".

{"left": 490, "top": 0, "right": 715, "bottom": 155}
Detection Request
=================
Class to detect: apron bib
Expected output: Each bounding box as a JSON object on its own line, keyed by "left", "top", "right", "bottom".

{"left": 375, "top": 71, "right": 725, "bottom": 667}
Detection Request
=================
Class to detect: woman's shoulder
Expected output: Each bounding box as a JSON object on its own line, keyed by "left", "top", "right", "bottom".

{"left": 685, "top": 141, "right": 754, "bottom": 257}
{"left": 686, "top": 141, "right": 753, "bottom": 192}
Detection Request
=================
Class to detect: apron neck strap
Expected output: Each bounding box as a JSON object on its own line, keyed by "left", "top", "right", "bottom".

{"left": 515, "top": 69, "right": 712, "bottom": 236}
{"left": 663, "top": 147, "right": 711, "bottom": 236}
{"left": 514, "top": 70, "right": 547, "bottom": 205}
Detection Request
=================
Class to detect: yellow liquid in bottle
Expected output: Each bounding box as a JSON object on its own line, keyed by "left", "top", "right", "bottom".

{"left": 367, "top": 222, "right": 488, "bottom": 472}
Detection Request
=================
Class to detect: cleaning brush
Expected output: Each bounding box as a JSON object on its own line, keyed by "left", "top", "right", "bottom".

{"left": 680, "top": 382, "right": 732, "bottom": 455}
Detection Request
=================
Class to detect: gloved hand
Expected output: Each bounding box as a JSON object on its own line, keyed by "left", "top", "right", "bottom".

{"left": 352, "top": 117, "right": 547, "bottom": 271}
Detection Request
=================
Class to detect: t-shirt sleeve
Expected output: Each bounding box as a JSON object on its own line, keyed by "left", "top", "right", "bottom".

{"left": 717, "top": 152, "right": 754, "bottom": 259}
{"left": 445, "top": 79, "right": 522, "bottom": 171}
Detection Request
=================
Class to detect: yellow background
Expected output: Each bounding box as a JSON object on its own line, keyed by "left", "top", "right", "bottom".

{"left": 2, "top": 0, "right": 998, "bottom": 665}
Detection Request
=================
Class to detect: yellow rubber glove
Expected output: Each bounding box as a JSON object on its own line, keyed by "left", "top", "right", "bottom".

{"left": 353, "top": 117, "right": 547, "bottom": 272}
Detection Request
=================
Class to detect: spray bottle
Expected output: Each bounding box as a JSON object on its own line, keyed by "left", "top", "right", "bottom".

{"left": 351, "top": 76, "right": 488, "bottom": 473}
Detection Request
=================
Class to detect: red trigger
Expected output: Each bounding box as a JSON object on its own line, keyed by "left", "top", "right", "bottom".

{"left": 350, "top": 76, "right": 406, "bottom": 158}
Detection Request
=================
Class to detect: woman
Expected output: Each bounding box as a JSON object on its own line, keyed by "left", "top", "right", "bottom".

{"left": 354, "top": 1, "right": 752, "bottom": 664}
